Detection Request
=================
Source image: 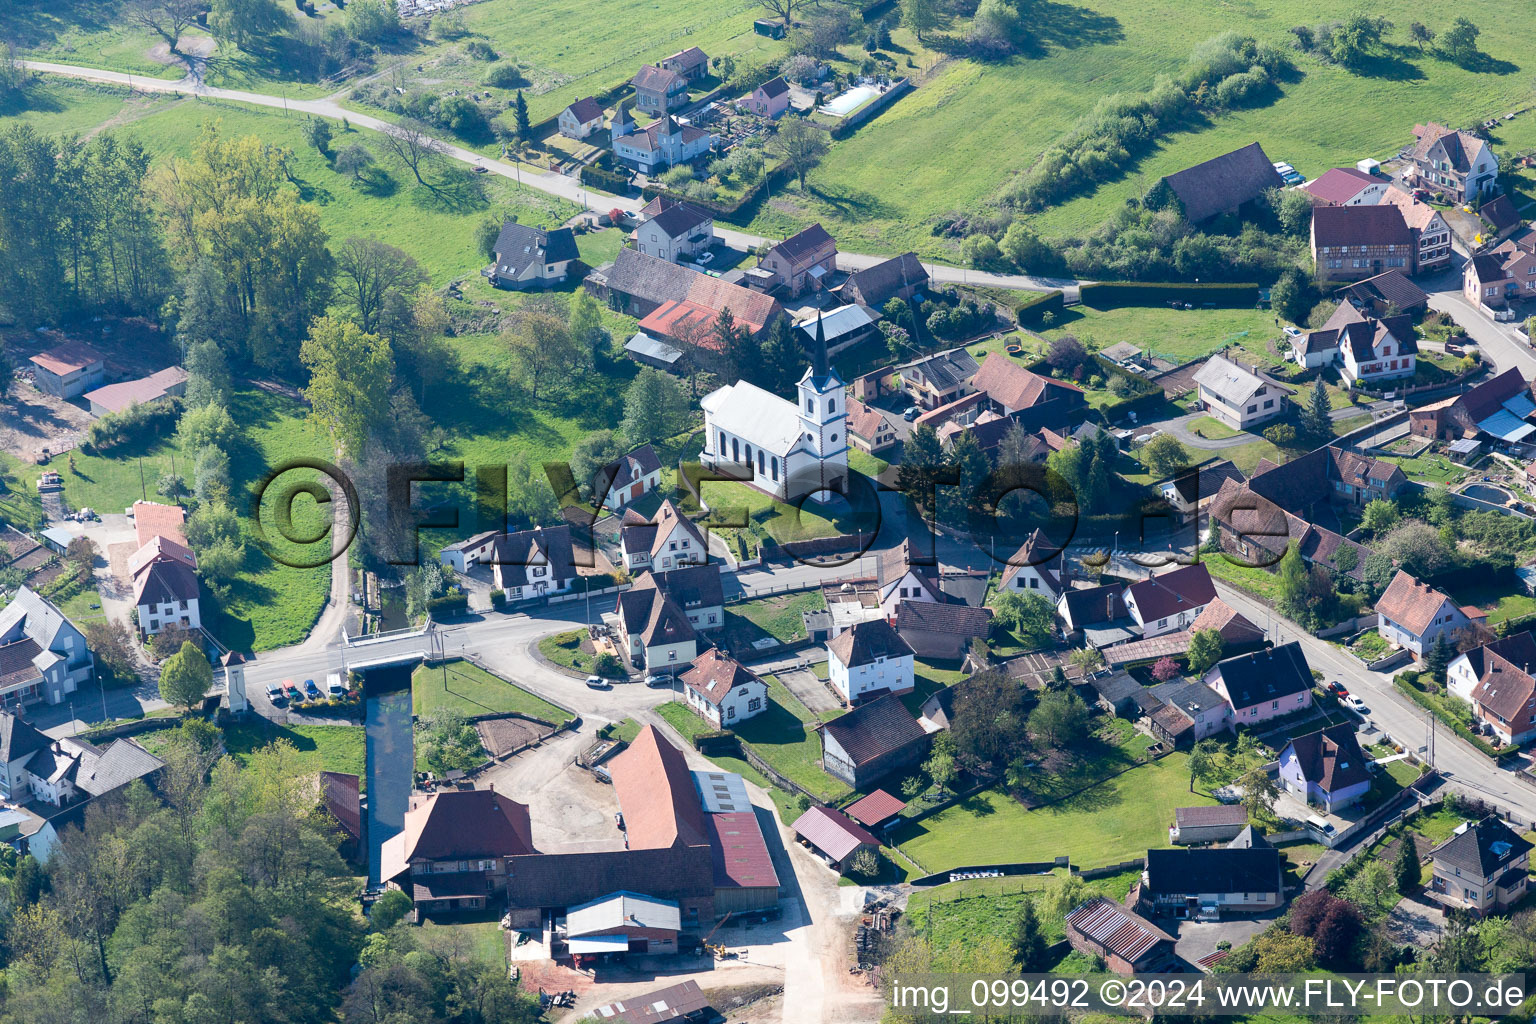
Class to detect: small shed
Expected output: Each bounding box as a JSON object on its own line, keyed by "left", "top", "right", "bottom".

{"left": 1447, "top": 438, "right": 1482, "bottom": 461}
{"left": 792, "top": 805, "right": 879, "bottom": 872}
{"left": 844, "top": 789, "right": 906, "bottom": 830}
{"left": 1169, "top": 804, "right": 1248, "bottom": 845}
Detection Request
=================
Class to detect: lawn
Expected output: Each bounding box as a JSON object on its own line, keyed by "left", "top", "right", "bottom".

{"left": 727, "top": 590, "right": 827, "bottom": 645}
{"left": 894, "top": 751, "right": 1204, "bottom": 877}
{"left": 537, "top": 628, "right": 596, "bottom": 673}
{"left": 411, "top": 659, "right": 572, "bottom": 722}
{"left": 420, "top": 918, "right": 507, "bottom": 965}
{"left": 1201, "top": 551, "right": 1285, "bottom": 601}
{"left": 1186, "top": 416, "right": 1242, "bottom": 441}
{"left": 692, "top": 479, "right": 856, "bottom": 544}
{"left": 219, "top": 718, "right": 367, "bottom": 781}
{"left": 1040, "top": 305, "right": 1281, "bottom": 367}
{"left": 1379, "top": 454, "right": 1467, "bottom": 485}
{"left": 1454, "top": 580, "right": 1536, "bottom": 628}
{"left": 906, "top": 868, "right": 1144, "bottom": 951}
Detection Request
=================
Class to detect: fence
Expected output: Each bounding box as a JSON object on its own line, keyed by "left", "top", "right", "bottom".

{"left": 1314, "top": 613, "right": 1379, "bottom": 640}
{"left": 825, "top": 76, "right": 912, "bottom": 134}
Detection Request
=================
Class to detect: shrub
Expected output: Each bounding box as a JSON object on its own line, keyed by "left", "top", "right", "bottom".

{"left": 464, "top": 39, "right": 497, "bottom": 60}
{"left": 1015, "top": 290, "right": 1064, "bottom": 327}
{"left": 427, "top": 592, "right": 469, "bottom": 617}
{"left": 482, "top": 62, "right": 528, "bottom": 88}
{"left": 593, "top": 652, "right": 625, "bottom": 678}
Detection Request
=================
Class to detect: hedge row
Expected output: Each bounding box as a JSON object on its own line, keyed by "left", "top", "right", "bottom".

{"left": 428, "top": 593, "right": 469, "bottom": 617}
{"left": 580, "top": 165, "right": 632, "bottom": 193}
{"left": 1015, "top": 290, "right": 1065, "bottom": 327}
{"left": 1079, "top": 281, "right": 1260, "bottom": 310}
{"left": 1393, "top": 670, "right": 1508, "bottom": 758}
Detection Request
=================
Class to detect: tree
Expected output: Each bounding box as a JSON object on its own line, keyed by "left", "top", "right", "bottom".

{"left": 969, "top": 0, "right": 1026, "bottom": 55}
{"left": 369, "top": 888, "right": 414, "bottom": 931}
{"left": 1330, "top": 14, "right": 1387, "bottom": 69}
{"left": 333, "top": 143, "right": 375, "bottom": 181}
{"left": 157, "top": 472, "right": 189, "bottom": 503}
{"left": 1046, "top": 334, "right": 1087, "bottom": 371}
{"left": 1394, "top": 835, "right": 1420, "bottom": 895}
{"left": 178, "top": 401, "right": 241, "bottom": 452}
{"left": 1270, "top": 267, "right": 1312, "bottom": 323}
{"left": 992, "top": 592, "right": 1055, "bottom": 649}
{"left": 569, "top": 431, "right": 627, "bottom": 502}
{"left": 1249, "top": 929, "right": 1316, "bottom": 972}
{"left": 194, "top": 446, "right": 231, "bottom": 505}
{"left": 211, "top": 0, "right": 287, "bottom": 49}
{"left": 1409, "top": 21, "right": 1435, "bottom": 50}
{"left": 849, "top": 847, "right": 881, "bottom": 879}
{"left": 1187, "top": 738, "right": 1219, "bottom": 793}
{"left": 1272, "top": 189, "right": 1314, "bottom": 237}
{"left": 1186, "top": 627, "right": 1225, "bottom": 675}
{"left": 159, "top": 640, "right": 213, "bottom": 711}
{"left": 184, "top": 337, "right": 231, "bottom": 409}
{"left": 1040, "top": 873, "right": 1090, "bottom": 921}
{"left": 1238, "top": 765, "right": 1279, "bottom": 818}
{"left": 923, "top": 741, "right": 957, "bottom": 797}
{"left": 1423, "top": 631, "right": 1454, "bottom": 683}
{"left": 760, "top": 316, "right": 806, "bottom": 396}
{"left": 897, "top": 424, "right": 945, "bottom": 515}
{"left": 379, "top": 120, "right": 446, "bottom": 188}
{"left": 1027, "top": 688, "right": 1090, "bottom": 747}
{"left": 333, "top": 237, "right": 427, "bottom": 334}
{"left": 301, "top": 317, "right": 393, "bottom": 459}
{"left": 513, "top": 90, "right": 532, "bottom": 140}
{"left": 302, "top": 116, "right": 334, "bottom": 158}
{"left": 621, "top": 368, "right": 691, "bottom": 445}
{"left": 346, "top": 0, "right": 400, "bottom": 41}
{"left": 898, "top": 0, "right": 942, "bottom": 41}
{"left": 1361, "top": 498, "right": 1400, "bottom": 536}
{"left": 84, "top": 619, "right": 137, "bottom": 684}
{"left": 1343, "top": 859, "right": 1398, "bottom": 919}
{"left": 126, "top": 0, "right": 206, "bottom": 51}
{"left": 1380, "top": 518, "right": 1453, "bottom": 577}
{"left": 775, "top": 117, "right": 830, "bottom": 191}
{"left": 1142, "top": 434, "right": 1189, "bottom": 477}
{"left": 1277, "top": 543, "right": 1311, "bottom": 622}
{"left": 1263, "top": 423, "right": 1297, "bottom": 446}
{"left": 947, "top": 669, "right": 1031, "bottom": 767}
{"left": 1439, "top": 17, "right": 1481, "bottom": 64}
{"left": 1303, "top": 377, "right": 1333, "bottom": 440}
{"left": 503, "top": 308, "right": 582, "bottom": 401}
{"left": 752, "top": 0, "right": 812, "bottom": 27}
{"left": 568, "top": 286, "right": 606, "bottom": 357}
{"left": 941, "top": 430, "right": 992, "bottom": 527}
{"left": 1068, "top": 646, "right": 1104, "bottom": 675}
{"left": 1151, "top": 656, "right": 1180, "bottom": 681}
{"left": 1012, "top": 900, "right": 1048, "bottom": 971}
{"left": 186, "top": 501, "right": 245, "bottom": 592}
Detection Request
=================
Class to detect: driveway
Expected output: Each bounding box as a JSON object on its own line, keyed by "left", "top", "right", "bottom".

{"left": 1164, "top": 909, "right": 1283, "bottom": 969}
{"left": 1385, "top": 894, "right": 1445, "bottom": 947}
{"left": 775, "top": 667, "right": 842, "bottom": 716}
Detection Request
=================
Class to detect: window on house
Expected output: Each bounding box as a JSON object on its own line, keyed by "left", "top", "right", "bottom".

{"left": 727, "top": 706, "right": 736, "bottom": 719}
{"left": 748, "top": 697, "right": 761, "bottom": 712}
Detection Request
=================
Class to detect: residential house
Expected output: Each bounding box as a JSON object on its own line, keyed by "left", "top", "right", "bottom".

{"left": 1277, "top": 723, "right": 1372, "bottom": 812}
{"left": 1204, "top": 641, "right": 1314, "bottom": 724}
{"left": 845, "top": 398, "right": 899, "bottom": 455}
{"left": 1157, "top": 142, "right": 1285, "bottom": 224}
{"left": 1169, "top": 805, "right": 1249, "bottom": 845}
{"left": 1462, "top": 228, "right": 1536, "bottom": 312}
{"left": 795, "top": 304, "right": 878, "bottom": 359}
{"left": 876, "top": 540, "right": 943, "bottom": 618}
{"left": 1193, "top": 354, "right": 1285, "bottom": 430}
{"left": 641, "top": 563, "right": 724, "bottom": 632}
{"left": 597, "top": 443, "right": 664, "bottom": 512}
{"left": 631, "top": 65, "right": 689, "bottom": 114}
{"left": 1446, "top": 632, "right": 1536, "bottom": 746}
{"left": 900, "top": 348, "right": 980, "bottom": 410}
{"left": 892, "top": 601, "right": 992, "bottom": 660}
{"left": 621, "top": 499, "right": 709, "bottom": 575}
{"left": 488, "top": 221, "right": 580, "bottom": 289}
{"left": 1428, "top": 816, "right": 1531, "bottom": 915}
{"left": 0, "top": 587, "right": 92, "bottom": 708}
{"left": 840, "top": 251, "right": 927, "bottom": 311}
{"left": 638, "top": 275, "right": 785, "bottom": 359}
{"left": 997, "top": 527, "right": 1062, "bottom": 603}
{"left": 1481, "top": 193, "right": 1523, "bottom": 241}
{"left": 1056, "top": 583, "right": 1128, "bottom": 636}
{"left": 1149, "top": 678, "right": 1234, "bottom": 741}
{"left": 482, "top": 525, "right": 578, "bottom": 602}
{"left": 792, "top": 805, "right": 879, "bottom": 872}
{"left": 634, "top": 199, "right": 715, "bottom": 264}
{"left": 1336, "top": 270, "right": 1430, "bottom": 318}
{"left": 1380, "top": 186, "right": 1454, "bottom": 272}
{"left": 380, "top": 788, "right": 536, "bottom": 921}
{"left": 1376, "top": 570, "right": 1475, "bottom": 659}
{"left": 820, "top": 694, "right": 931, "bottom": 788}
{"left": 84, "top": 366, "right": 188, "bottom": 418}
{"left": 1294, "top": 302, "right": 1417, "bottom": 386}
{"left": 586, "top": 247, "right": 703, "bottom": 319}
{"left": 1311, "top": 203, "right": 1417, "bottom": 282}
{"left": 970, "top": 352, "right": 1086, "bottom": 428}
{"left": 1123, "top": 563, "right": 1216, "bottom": 639}
{"left": 1137, "top": 845, "right": 1284, "bottom": 918}
{"left": 558, "top": 97, "right": 606, "bottom": 140}
{"left": 1300, "top": 167, "right": 1388, "bottom": 207}
{"left": 1103, "top": 598, "right": 1265, "bottom": 669}
{"left": 680, "top": 649, "right": 766, "bottom": 728}
{"left": 1407, "top": 122, "right": 1498, "bottom": 204}
{"left": 1411, "top": 366, "right": 1534, "bottom": 442}
{"left": 700, "top": 323, "right": 847, "bottom": 503}
{"left": 827, "top": 618, "right": 915, "bottom": 703}
{"left": 438, "top": 530, "right": 500, "bottom": 573}
{"left": 757, "top": 224, "right": 837, "bottom": 297}
{"left": 615, "top": 582, "right": 699, "bottom": 672}
{"left": 1064, "top": 898, "right": 1176, "bottom": 974}
{"left": 743, "top": 75, "right": 790, "bottom": 118}
{"left": 613, "top": 115, "right": 715, "bottom": 175}
{"left": 1160, "top": 460, "right": 1245, "bottom": 520}
{"left": 130, "top": 535, "right": 201, "bottom": 637}
{"left": 27, "top": 341, "right": 106, "bottom": 399}
{"left": 660, "top": 46, "right": 708, "bottom": 82}
{"left": 565, "top": 890, "right": 682, "bottom": 957}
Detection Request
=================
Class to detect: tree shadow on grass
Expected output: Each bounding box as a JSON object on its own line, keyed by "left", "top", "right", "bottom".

{"left": 805, "top": 182, "right": 900, "bottom": 221}
{"left": 1445, "top": 50, "right": 1520, "bottom": 76}
{"left": 7, "top": 0, "right": 122, "bottom": 48}
{"left": 409, "top": 170, "right": 490, "bottom": 213}
{"left": 353, "top": 168, "right": 399, "bottom": 199}
{"left": 1345, "top": 46, "right": 1428, "bottom": 82}
{"left": 1013, "top": 0, "right": 1124, "bottom": 58}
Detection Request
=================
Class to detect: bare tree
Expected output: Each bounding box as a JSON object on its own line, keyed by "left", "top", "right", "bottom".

{"left": 753, "top": 0, "right": 819, "bottom": 27}
{"left": 334, "top": 237, "right": 428, "bottom": 333}
{"left": 378, "top": 120, "right": 446, "bottom": 188}
{"left": 774, "top": 117, "right": 829, "bottom": 191}
{"left": 126, "top": 0, "right": 208, "bottom": 52}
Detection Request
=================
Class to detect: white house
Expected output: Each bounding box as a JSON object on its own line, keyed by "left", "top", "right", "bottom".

{"left": 634, "top": 198, "right": 715, "bottom": 264}
{"left": 1123, "top": 563, "right": 1216, "bottom": 639}
{"left": 612, "top": 114, "right": 715, "bottom": 175}
{"left": 1376, "top": 570, "right": 1475, "bottom": 658}
{"left": 876, "top": 539, "right": 943, "bottom": 620}
{"left": 827, "top": 619, "right": 914, "bottom": 703}
{"left": 997, "top": 528, "right": 1061, "bottom": 603}
{"left": 558, "top": 97, "right": 606, "bottom": 140}
{"left": 614, "top": 585, "right": 697, "bottom": 672}
{"left": 598, "top": 444, "right": 664, "bottom": 512}
{"left": 700, "top": 314, "right": 847, "bottom": 503}
{"left": 0, "top": 587, "right": 94, "bottom": 706}
{"left": 488, "top": 222, "right": 580, "bottom": 290}
{"left": 1300, "top": 167, "right": 1388, "bottom": 207}
{"left": 1193, "top": 354, "right": 1284, "bottom": 430}
{"left": 620, "top": 499, "right": 709, "bottom": 575}
{"left": 1447, "top": 634, "right": 1536, "bottom": 747}
{"left": 439, "top": 530, "right": 500, "bottom": 573}
{"left": 642, "top": 563, "right": 724, "bottom": 632}
{"left": 130, "top": 535, "right": 201, "bottom": 637}
{"left": 679, "top": 648, "right": 766, "bottom": 727}
{"left": 488, "top": 526, "right": 579, "bottom": 602}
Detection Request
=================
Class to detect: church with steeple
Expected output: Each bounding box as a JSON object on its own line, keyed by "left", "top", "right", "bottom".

{"left": 699, "top": 313, "right": 848, "bottom": 503}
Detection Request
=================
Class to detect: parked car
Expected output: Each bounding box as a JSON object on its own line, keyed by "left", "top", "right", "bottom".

{"left": 902, "top": 406, "right": 919, "bottom": 421}
{"left": 266, "top": 684, "right": 285, "bottom": 704}
{"left": 585, "top": 675, "right": 611, "bottom": 690}
{"left": 1343, "top": 694, "right": 1369, "bottom": 714}
{"left": 283, "top": 681, "right": 302, "bottom": 701}
{"left": 695, "top": 251, "right": 715, "bottom": 265}
{"left": 1326, "top": 681, "right": 1349, "bottom": 698}
{"left": 327, "top": 675, "right": 348, "bottom": 698}
{"left": 304, "top": 679, "right": 321, "bottom": 699}
{"left": 645, "top": 674, "right": 673, "bottom": 688}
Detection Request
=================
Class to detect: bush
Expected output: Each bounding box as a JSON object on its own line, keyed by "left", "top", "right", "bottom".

{"left": 463, "top": 39, "right": 497, "bottom": 60}
{"left": 593, "top": 652, "right": 625, "bottom": 678}
{"left": 427, "top": 592, "right": 469, "bottom": 617}
{"left": 482, "top": 62, "right": 529, "bottom": 88}
{"left": 1015, "top": 290, "right": 1065, "bottom": 327}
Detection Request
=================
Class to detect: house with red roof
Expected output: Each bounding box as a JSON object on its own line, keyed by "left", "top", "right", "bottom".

{"left": 1277, "top": 724, "right": 1372, "bottom": 811}
{"left": 1447, "top": 632, "right": 1536, "bottom": 745}
{"left": 84, "top": 366, "right": 187, "bottom": 417}
{"left": 757, "top": 223, "right": 837, "bottom": 297}
{"left": 1376, "top": 570, "right": 1479, "bottom": 659}
{"left": 679, "top": 649, "right": 766, "bottom": 727}
{"left": 127, "top": 502, "right": 200, "bottom": 638}
{"left": 631, "top": 64, "right": 689, "bottom": 114}
{"left": 1299, "top": 167, "right": 1388, "bottom": 208}
{"left": 1407, "top": 122, "right": 1498, "bottom": 204}
{"left": 1122, "top": 563, "right": 1216, "bottom": 639}
{"left": 1065, "top": 897, "right": 1176, "bottom": 974}
{"left": 558, "top": 96, "right": 606, "bottom": 139}
{"left": 743, "top": 74, "right": 790, "bottom": 118}
{"left": 1311, "top": 203, "right": 1418, "bottom": 282}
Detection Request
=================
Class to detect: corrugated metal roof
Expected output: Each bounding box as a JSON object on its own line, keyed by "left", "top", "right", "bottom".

{"left": 1066, "top": 897, "right": 1170, "bottom": 962}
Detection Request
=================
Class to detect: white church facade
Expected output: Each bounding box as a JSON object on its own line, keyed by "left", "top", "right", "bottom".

{"left": 700, "top": 314, "right": 849, "bottom": 502}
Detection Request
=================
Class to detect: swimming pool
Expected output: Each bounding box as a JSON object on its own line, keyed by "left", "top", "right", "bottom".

{"left": 821, "top": 84, "right": 879, "bottom": 117}
{"left": 1462, "top": 483, "right": 1511, "bottom": 504}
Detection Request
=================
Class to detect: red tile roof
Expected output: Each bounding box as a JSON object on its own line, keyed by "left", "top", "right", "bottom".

{"left": 844, "top": 789, "right": 906, "bottom": 827}
{"left": 131, "top": 501, "right": 187, "bottom": 549}
{"left": 1300, "top": 167, "right": 1380, "bottom": 205}
{"left": 610, "top": 725, "right": 708, "bottom": 850}
{"left": 704, "top": 810, "right": 779, "bottom": 890}
{"left": 1376, "top": 570, "right": 1454, "bottom": 637}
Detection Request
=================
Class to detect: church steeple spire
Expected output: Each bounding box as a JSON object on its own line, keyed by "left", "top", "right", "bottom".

{"left": 812, "top": 309, "right": 828, "bottom": 380}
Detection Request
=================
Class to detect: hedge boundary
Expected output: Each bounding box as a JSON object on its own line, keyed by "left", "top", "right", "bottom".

{"left": 1079, "top": 281, "right": 1260, "bottom": 310}
{"left": 1015, "top": 290, "right": 1065, "bottom": 327}
{"left": 1393, "top": 670, "right": 1519, "bottom": 761}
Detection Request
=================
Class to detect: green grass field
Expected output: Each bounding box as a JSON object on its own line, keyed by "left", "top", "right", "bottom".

{"left": 220, "top": 718, "right": 367, "bottom": 780}
{"left": 1040, "top": 305, "right": 1282, "bottom": 367}
{"left": 728, "top": 590, "right": 827, "bottom": 644}
{"left": 893, "top": 751, "right": 1205, "bottom": 877}
{"left": 411, "top": 659, "right": 572, "bottom": 722}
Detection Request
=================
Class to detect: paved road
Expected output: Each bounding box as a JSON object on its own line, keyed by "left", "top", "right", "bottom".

{"left": 21, "top": 60, "right": 1085, "bottom": 296}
